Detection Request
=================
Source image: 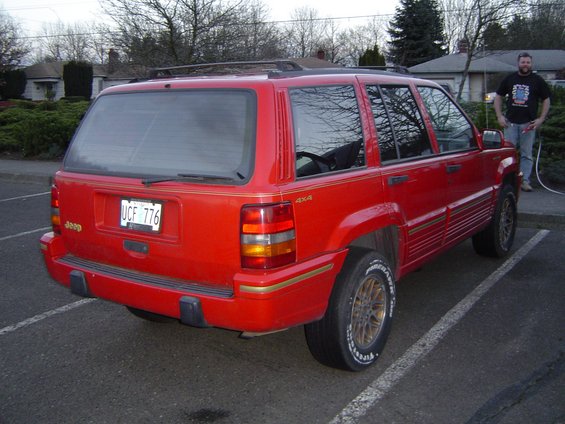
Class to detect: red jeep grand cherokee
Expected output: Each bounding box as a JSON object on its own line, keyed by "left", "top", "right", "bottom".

{"left": 41, "top": 61, "right": 520, "bottom": 371}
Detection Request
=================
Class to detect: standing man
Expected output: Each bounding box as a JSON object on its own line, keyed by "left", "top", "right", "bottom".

{"left": 494, "top": 52, "right": 551, "bottom": 192}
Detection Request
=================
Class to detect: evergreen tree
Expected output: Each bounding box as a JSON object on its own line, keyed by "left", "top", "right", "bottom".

{"left": 504, "top": 16, "right": 532, "bottom": 49}
{"left": 63, "top": 61, "right": 93, "bottom": 99}
{"left": 483, "top": 22, "right": 507, "bottom": 50}
{"left": 359, "top": 44, "right": 386, "bottom": 67}
{"left": 0, "top": 69, "right": 27, "bottom": 100}
{"left": 387, "top": 0, "right": 447, "bottom": 67}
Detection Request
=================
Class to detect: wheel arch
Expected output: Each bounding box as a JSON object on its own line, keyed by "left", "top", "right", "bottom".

{"left": 347, "top": 225, "right": 400, "bottom": 279}
{"left": 501, "top": 170, "right": 520, "bottom": 198}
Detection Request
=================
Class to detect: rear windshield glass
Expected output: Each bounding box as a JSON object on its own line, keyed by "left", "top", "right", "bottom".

{"left": 64, "top": 89, "right": 256, "bottom": 181}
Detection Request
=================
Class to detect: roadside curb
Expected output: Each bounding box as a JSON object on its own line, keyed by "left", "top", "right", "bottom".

{"left": 519, "top": 212, "right": 565, "bottom": 231}
{"left": 0, "top": 172, "right": 53, "bottom": 185}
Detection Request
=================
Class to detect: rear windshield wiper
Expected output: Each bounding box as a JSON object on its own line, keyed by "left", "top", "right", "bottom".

{"left": 142, "top": 172, "right": 244, "bottom": 187}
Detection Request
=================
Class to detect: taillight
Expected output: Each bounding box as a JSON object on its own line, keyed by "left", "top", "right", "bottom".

{"left": 50, "top": 185, "right": 61, "bottom": 234}
{"left": 241, "top": 202, "right": 296, "bottom": 269}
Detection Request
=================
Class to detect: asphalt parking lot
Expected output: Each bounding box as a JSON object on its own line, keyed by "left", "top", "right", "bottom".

{"left": 1, "top": 178, "right": 564, "bottom": 424}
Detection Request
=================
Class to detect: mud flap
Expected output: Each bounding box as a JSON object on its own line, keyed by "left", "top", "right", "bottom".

{"left": 180, "top": 296, "right": 209, "bottom": 328}
{"left": 69, "top": 270, "right": 94, "bottom": 298}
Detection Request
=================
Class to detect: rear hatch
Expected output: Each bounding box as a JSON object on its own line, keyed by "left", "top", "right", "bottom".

{"left": 56, "top": 87, "right": 259, "bottom": 289}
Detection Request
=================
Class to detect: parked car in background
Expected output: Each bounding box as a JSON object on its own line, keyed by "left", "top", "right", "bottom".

{"left": 41, "top": 61, "right": 520, "bottom": 371}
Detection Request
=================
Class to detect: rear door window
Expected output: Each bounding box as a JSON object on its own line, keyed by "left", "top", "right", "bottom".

{"left": 64, "top": 90, "right": 256, "bottom": 182}
{"left": 290, "top": 85, "right": 365, "bottom": 178}
{"left": 366, "top": 85, "right": 433, "bottom": 163}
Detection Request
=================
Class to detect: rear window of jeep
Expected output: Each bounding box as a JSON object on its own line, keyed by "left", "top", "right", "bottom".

{"left": 64, "top": 90, "right": 256, "bottom": 181}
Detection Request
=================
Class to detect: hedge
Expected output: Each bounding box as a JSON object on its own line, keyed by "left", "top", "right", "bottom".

{"left": 0, "top": 100, "right": 89, "bottom": 158}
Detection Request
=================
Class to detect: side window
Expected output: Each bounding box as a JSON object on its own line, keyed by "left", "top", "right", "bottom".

{"left": 290, "top": 85, "right": 365, "bottom": 178}
{"left": 366, "top": 85, "right": 433, "bottom": 162}
{"left": 418, "top": 86, "right": 476, "bottom": 152}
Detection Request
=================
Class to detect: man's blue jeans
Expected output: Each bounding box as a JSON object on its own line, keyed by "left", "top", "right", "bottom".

{"left": 504, "top": 122, "right": 535, "bottom": 184}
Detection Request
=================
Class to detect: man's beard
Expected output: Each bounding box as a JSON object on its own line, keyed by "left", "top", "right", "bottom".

{"left": 519, "top": 66, "right": 532, "bottom": 75}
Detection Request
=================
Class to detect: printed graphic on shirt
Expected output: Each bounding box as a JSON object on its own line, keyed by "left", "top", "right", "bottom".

{"left": 511, "top": 84, "right": 529, "bottom": 107}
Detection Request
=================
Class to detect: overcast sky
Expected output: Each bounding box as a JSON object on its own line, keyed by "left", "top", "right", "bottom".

{"left": 2, "top": 0, "right": 399, "bottom": 35}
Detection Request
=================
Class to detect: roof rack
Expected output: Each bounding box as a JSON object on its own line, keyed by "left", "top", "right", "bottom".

{"left": 148, "top": 60, "right": 304, "bottom": 79}
{"left": 352, "top": 65, "right": 411, "bottom": 74}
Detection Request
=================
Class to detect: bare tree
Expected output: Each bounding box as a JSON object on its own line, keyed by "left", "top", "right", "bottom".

{"left": 441, "top": 0, "right": 468, "bottom": 53}
{"left": 102, "top": 0, "right": 185, "bottom": 65}
{"left": 232, "top": 1, "right": 284, "bottom": 60}
{"left": 101, "top": 0, "right": 281, "bottom": 66}
{"left": 0, "top": 9, "right": 30, "bottom": 71}
{"left": 336, "top": 18, "right": 388, "bottom": 66}
{"left": 198, "top": 0, "right": 283, "bottom": 61}
{"left": 440, "top": 0, "right": 525, "bottom": 100}
{"left": 282, "top": 7, "right": 329, "bottom": 58}
{"left": 38, "top": 22, "right": 98, "bottom": 62}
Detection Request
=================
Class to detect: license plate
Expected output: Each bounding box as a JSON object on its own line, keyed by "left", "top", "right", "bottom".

{"left": 120, "top": 198, "right": 162, "bottom": 232}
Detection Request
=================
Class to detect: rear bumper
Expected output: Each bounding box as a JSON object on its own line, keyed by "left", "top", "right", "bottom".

{"left": 40, "top": 232, "right": 347, "bottom": 332}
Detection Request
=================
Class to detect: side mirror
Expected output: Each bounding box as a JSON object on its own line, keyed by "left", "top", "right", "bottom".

{"left": 482, "top": 129, "right": 504, "bottom": 149}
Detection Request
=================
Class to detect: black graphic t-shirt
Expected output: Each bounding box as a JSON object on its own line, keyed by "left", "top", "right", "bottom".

{"left": 496, "top": 72, "right": 550, "bottom": 124}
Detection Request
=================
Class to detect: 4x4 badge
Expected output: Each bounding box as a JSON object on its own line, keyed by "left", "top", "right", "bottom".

{"left": 295, "top": 195, "right": 313, "bottom": 204}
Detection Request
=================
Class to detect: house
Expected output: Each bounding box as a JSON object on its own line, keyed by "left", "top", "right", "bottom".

{"left": 23, "top": 50, "right": 341, "bottom": 102}
{"left": 409, "top": 46, "right": 565, "bottom": 102}
{"left": 23, "top": 57, "right": 143, "bottom": 101}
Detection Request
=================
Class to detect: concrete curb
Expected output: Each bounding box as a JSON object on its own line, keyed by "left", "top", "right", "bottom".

{"left": 519, "top": 212, "right": 565, "bottom": 230}
{"left": 0, "top": 172, "right": 54, "bottom": 185}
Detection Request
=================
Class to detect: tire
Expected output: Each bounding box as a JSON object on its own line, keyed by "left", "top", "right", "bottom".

{"left": 126, "top": 306, "right": 176, "bottom": 323}
{"left": 472, "top": 185, "right": 517, "bottom": 258}
{"left": 305, "top": 249, "right": 396, "bottom": 371}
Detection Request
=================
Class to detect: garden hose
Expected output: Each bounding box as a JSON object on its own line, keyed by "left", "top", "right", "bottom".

{"left": 535, "top": 132, "right": 565, "bottom": 196}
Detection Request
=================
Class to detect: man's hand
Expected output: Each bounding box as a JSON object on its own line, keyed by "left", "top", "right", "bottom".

{"left": 497, "top": 115, "right": 508, "bottom": 128}
{"left": 530, "top": 117, "right": 544, "bottom": 130}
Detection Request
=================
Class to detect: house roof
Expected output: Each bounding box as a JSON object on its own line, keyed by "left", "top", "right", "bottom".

{"left": 24, "top": 62, "right": 64, "bottom": 79}
{"left": 24, "top": 57, "right": 340, "bottom": 81}
{"left": 409, "top": 49, "right": 565, "bottom": 74}
{"left": 24, "top": 61, "right": 144, "bottom": 80}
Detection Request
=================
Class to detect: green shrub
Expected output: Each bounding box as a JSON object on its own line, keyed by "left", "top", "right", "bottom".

{"left": 0, "top": 108, "right": 35, "bottom": 152}
{"left": 11, "top": 99, "right": 37, "bottom": 109}
{"left": 0, "top": 99, "right": 89, "bottom": 158}
{"left": 0, "top": 131, "right": 19, "bottom": 151}
{"left": 538, "top": 103, "right": 565, "bottom": 181}
{"left": 0, "top": 107, "right": 35, "bottom": 125}
{"left": 37, "top": 101, "right": 58, "bottom": 111}
{"left": 542, "top": 160, "right": 565, "bottom": 184}
{"left": 460, "top": 102, "right": 500, "bottom": 130}
{"left": 61, "top": 96, "right": 88, "bottom": 102}
{"left": 14, "top": 113, "right": 69, "bottom": 157}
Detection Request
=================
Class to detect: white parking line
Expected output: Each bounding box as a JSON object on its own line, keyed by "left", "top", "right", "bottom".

{"left": 0, "top": 227, "right": 51, "bottom": 242}
{"left": 330, "top": 229, "right": 550, "bottom": 424}
{"left": 0, "top": 298, "right": 97, "bottom": 336}
{"left": 0, "top": 192, "right": 50, "bottom": 203}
